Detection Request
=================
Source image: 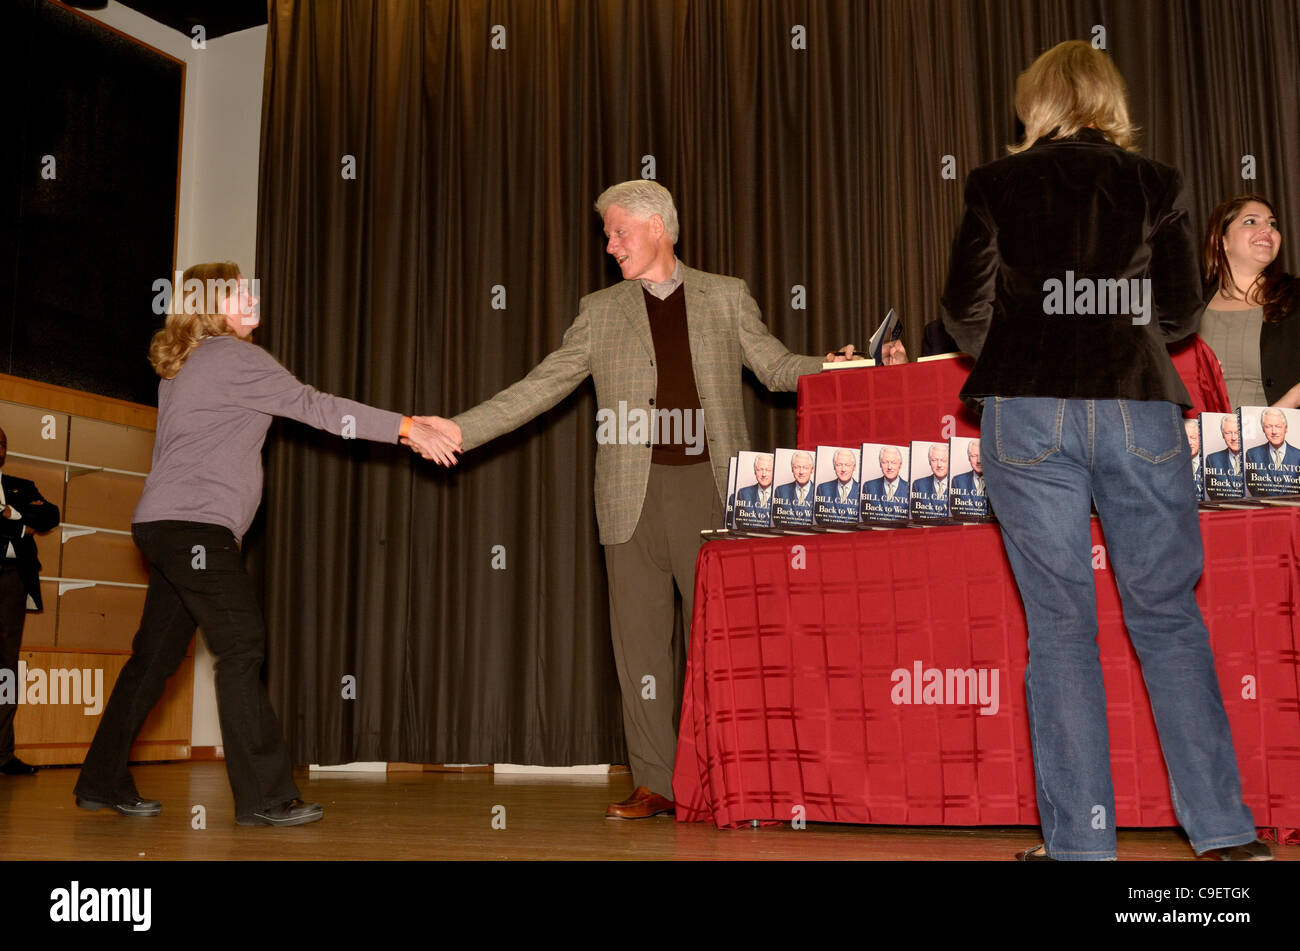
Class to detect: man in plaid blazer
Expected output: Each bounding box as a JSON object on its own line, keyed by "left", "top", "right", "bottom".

{"left": 433, "top": 181, "right": 892, "bottom": 817}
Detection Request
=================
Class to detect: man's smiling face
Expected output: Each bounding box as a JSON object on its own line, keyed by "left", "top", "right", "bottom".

{"left": 603, "top": 205, "right": 662, "bottom": 281}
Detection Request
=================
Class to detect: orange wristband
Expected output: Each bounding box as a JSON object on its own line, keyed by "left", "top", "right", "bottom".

{"left": 400, "top": 416, "right": 413, "bottom": 439}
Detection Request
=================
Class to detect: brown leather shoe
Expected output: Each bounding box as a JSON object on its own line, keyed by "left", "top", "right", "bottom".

{"left": 605, "top": 785, "right": 674, "bottom": 819}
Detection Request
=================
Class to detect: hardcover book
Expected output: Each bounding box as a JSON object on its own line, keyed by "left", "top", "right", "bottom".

{"left": 1200, "top": 412, "right": 1244, "bottom": 501}
{"left": 867, "top": 307, "right": 902, "bottom": 364}
{"left": 771, "top": 447, "right": 817, "bottom": 528}
{"left": 724, "top": 456, "right": 738, "bottom": 528}
{"left": 859, "top": 442, "right": 911, "bottom": 524}
{"left": 813, "top": 445, "right": 862, "bottom": 526}
{"left": 1184, "top": 417, "right": 1204, "bottom": 502}
{"left": 948, "top": 435, "right": 992, "bottom": 520}
{"left": 1239, "top": 405, "right": 1300, "bottom": 498}
{"left": 732, "top": 450, "right": 776, "bottom": 529}
{"left": 909, "top": 440, "right": 951, "bottom": 522}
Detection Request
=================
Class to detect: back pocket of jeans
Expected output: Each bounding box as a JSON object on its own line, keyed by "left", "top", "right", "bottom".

{"left": 992, "top": 397, "right": 1063, "bottom": 466}
{"left": 1119, "top": 400, "right": 1182, "bottom": 463}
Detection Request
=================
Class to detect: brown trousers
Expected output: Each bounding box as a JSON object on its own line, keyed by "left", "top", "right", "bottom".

{"left": 603, "top": 462, "right": 721, "bottom": 798}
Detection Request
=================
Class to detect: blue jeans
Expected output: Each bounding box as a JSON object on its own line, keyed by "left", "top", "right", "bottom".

{"left": 982, "top": 398, "right": 1256, "bottom": 860}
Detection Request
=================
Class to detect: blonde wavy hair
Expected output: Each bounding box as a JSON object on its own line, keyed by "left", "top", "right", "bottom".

{"left": 1009, "top": 41, "right": 1139, "bottom": 154}
{"left": 148, "top": 261, "right": 243, "bottom": 379}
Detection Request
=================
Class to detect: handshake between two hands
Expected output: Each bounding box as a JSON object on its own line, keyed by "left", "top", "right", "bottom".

{"left": 401, "top": 416, "right": 463, "bottom": 467}
{"left": 400, "top": 339, "right": 906, "bottom": 467}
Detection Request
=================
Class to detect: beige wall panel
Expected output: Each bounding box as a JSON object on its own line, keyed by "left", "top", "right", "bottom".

{"left": 68, "top": 417, "right": 154, "bottom": 473}
{"left": 61, "top": 531, "right": 150, "bottom": 586}
{"left": 56, "top": 584, "right": 148, "bottom": 651}
{"left": 65, "top": 471, "right": 145, "bottom": 532}
{"left": 13, "top": 651, "right": 193, "bottom": 766}
{"left": 0, "top": 402, "right": 70, "bottom": 459}
{"left": 18, "top": 584, "right": 59, "bottom": 648}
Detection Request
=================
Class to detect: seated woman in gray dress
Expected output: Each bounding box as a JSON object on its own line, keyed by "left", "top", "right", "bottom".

{"left": 1199, "top": 194, "right": 1300, "bottom": 408}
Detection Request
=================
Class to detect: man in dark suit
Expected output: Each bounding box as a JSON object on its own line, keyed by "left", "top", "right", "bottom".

{"left": 1185, "top": 419, "right": 1204, "bottom": 500}
{"left": 950, "top": 441, "right": 986, "bottom": 496}
{"left": 734, "top": 453, "right": 775, "bottom": 527}
{"left": 772, "top": 451, "right": 814, "bottom": 526}
{"left": 1204, "top": 415, "right": 1244, "bottom": 498}
{"left": 815, "top": 448, "right": 859, "bottom": 519}
{"left": 773, "top": 451, "right": 814, "bottom": 506}
{"left": 912, "top": 444, "right": 950, "bottom": 501}
{"left": 735, "top": 453, "right": 774, "bottom": 507}
{"left": 861, "top": 446, "right": 909, "bottom": 518}
{"left": 0, "top": 427, "right": 61, "bottom": 776}
{"left": 1245, "top": 408, "right": 1300, "bottom": 495}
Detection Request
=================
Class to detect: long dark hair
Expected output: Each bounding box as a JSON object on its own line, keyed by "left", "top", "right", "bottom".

{"left": 1201, "top": 194, "right": 1298, "bottom": 323}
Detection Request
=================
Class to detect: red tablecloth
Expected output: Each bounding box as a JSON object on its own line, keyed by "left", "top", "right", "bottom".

{"left": 795, "top": 336, "right": 1230, "bottom": 450}
{"left": 673, "top": 508, "right": 1300, "bottom": 833}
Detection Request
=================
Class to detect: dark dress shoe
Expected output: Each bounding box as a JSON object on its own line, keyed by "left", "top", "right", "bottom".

{"left": 1015, "top": 845, "right": 1056, "bottom": 861}
{"left": 1202, "top": 839, "right": 1273, "bottom": 861}
{"left": 76, "top": 796, "right": 162, "bottom": 817}
{"left": 0, "top": 757, "right": 38, "bottom": 775}
{"left": 236, "top": 799, "right": 323, "bottom": 827}
{"left": 605, "top": 785, "right": 674, "bottom": 819}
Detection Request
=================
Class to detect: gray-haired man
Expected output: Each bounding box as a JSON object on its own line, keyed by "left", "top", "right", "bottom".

{"left": 418, "top": 180, "right": 896, "bottom": 817}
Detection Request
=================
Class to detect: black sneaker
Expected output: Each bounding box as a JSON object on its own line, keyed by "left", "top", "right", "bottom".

{"left": 75, "top": 796, "right": 162, "bottom": 817}
{"left": 0, "top": 757, "right": 37, "bottom": 776}
{"left": 236, "top": 799, "right": 323, "bottom": 827}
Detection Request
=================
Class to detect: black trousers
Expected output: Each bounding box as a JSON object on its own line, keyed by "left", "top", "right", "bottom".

{"left": 0, "top": 563, "right": 28, "bottom": 763}
{"left": 76, "top": 521, "right": 299, "bottom": 817}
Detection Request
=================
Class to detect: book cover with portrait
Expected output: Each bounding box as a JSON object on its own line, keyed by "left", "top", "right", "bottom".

{"left": 909, "top": 440, "right": 951, "bottom": 522}
{"left": 947, "top": 435, "right": 992, "bottom": 520}
{"left": 812, "top": 445, "right": 862, "bottom": 526}
{"left": 771, "top": 447, "right": 816, "bottom": 528}
{"left": 1184, "top": 416, "right": 1204, "bottom": 502}
{"left": 1200, "top": 412, "right": 1245, "bottom": 501}
{"left": 1239, "top": 406, "right": 1300, "bottom": 498}
{"left": 732, "top": 450, "right": 776, "bottom": 529}
{"left": 859, "top": 442, "right": 910, "bottom": 524}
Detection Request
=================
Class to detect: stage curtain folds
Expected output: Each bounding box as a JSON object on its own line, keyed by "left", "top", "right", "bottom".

{"left": 253, "top": 0, "right": 1300, "bottom": 765}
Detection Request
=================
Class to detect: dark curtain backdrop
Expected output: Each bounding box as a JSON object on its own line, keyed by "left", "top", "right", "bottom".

{"left": 253, "top": 0, "right": 1300, "bottom": 765}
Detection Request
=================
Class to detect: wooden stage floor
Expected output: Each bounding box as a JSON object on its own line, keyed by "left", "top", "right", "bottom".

{"left": 0, "top": 761, "right": 1294, "bottom": 862}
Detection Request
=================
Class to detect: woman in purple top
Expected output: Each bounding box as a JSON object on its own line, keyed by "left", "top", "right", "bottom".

{"left": 74, "top": 261, "right": 458, "bottom": 827}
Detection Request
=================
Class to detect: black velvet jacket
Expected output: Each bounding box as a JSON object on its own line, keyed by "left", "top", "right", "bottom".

{"left": 941, "top": 128, "right": 1201, "bottom": 407}
{"left": 1260, "top": 300, "right": 1300, "bottom": 405}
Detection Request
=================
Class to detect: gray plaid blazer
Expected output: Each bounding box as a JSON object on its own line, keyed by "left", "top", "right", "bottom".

{"left": 454, "top": 263, "right": 823, "bottom": 545}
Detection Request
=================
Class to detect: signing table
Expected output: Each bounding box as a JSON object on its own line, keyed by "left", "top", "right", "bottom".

{"left": 672, "top": 342, "right": 1300, "bottom": 835}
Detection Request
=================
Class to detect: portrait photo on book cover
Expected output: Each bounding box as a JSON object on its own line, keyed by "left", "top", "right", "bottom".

{"left": 860, "top": 442, "right": 910, "bottom": 522}
{"left": 1240, "top": 406, "right": 1300, "bottom": 497}
{"left": 771, "top": 447, "right": 816, "bottom": 528}
{"left": 813, "top": 445, "right": 861, "bottom": 525}
{"left": 948, "top": 435, "right": 991, "bottom": 520}
{"left": 733, "top": 450, "right": 776, "bottom": 528}
{"left": 1200, "top": 411, "right": 1245, "bottom": 501}
{"left": 909, "top": 439, "right": 951, "bottom": 521}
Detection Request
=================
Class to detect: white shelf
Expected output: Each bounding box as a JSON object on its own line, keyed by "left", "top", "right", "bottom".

{"left": 7, "top": 450, "right": 148, "bottom": 479}
{"left": 61, "top": 523, "right": 133, "bottom": 542}
{"left": 39, "top": 576, "right": 149, "bottom": 596}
